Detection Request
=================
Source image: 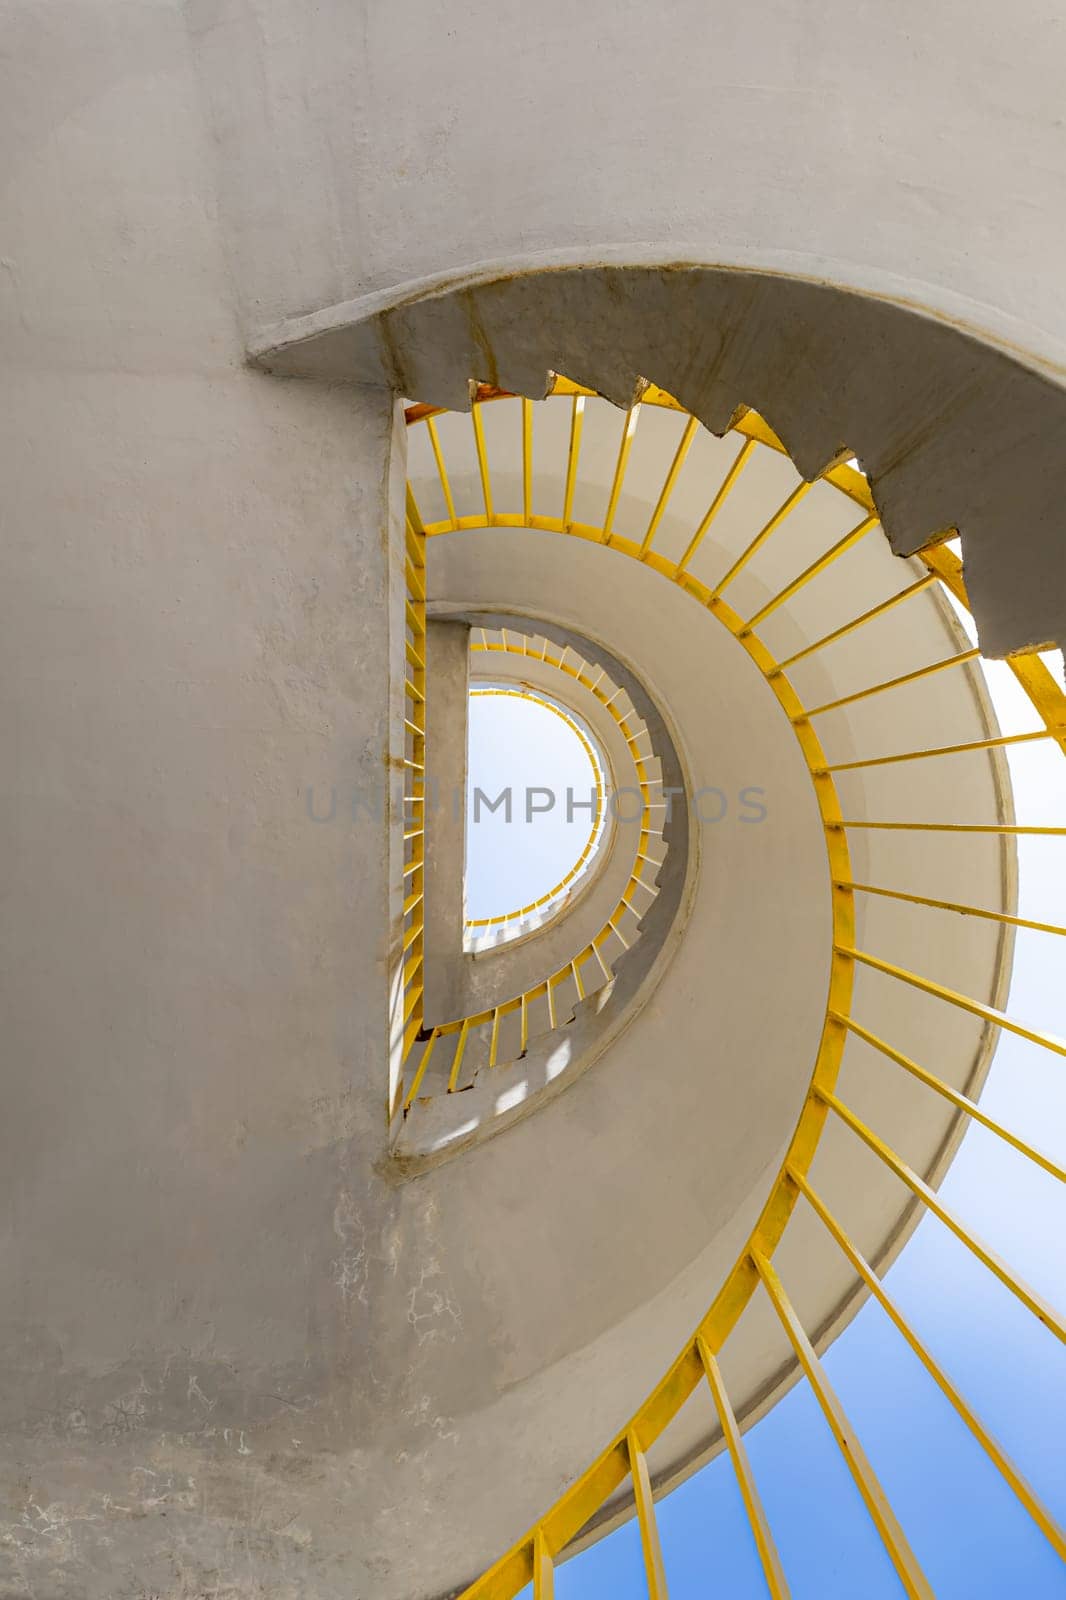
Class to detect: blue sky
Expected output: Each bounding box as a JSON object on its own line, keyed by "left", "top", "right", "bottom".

{"left": 465, "top": 691, "right": 600, "bottom": 923}
{"left": 468, "top": 637, "right": 1066, "bottom": 1596}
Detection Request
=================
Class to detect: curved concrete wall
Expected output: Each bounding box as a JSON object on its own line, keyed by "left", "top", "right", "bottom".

{"left": 196, "top": 1, "right": 1066, "bottom": 657}
{"left": 390, "top": 388, "right": 1014, "bottom": 1587}
{"left": 191, "top": 0, "right": 1066, "bottom": 378}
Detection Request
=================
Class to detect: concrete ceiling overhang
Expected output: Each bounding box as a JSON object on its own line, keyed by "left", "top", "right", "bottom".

{"left": 250, "top": 260, "right": 1066, "bottom": 663}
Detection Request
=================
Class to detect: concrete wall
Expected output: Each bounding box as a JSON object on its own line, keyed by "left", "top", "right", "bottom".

{"left": 422, "top": 619, "right": 469, "bottom": 1023}
{"left": 191, "top": 0, "right": 1066, "bottom": 377}
{"left": 2, "top": 5, "right": 408, "bottom": 1592}
{"left": 196, "top": 1, "right": 1066, "bottom": 659}
{"left": 0, "top": 3, "right": 1050, "bottom": 1596}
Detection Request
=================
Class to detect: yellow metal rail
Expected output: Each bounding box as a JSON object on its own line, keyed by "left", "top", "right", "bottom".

{"left": 401, "top": 381, "right": 1066, "bottom": 1594}
{"left": 402, "top": 629, "right": 664, "bottom": 1106}
{"left": 396, "top": 496, "right": 428, "bottom": 1112}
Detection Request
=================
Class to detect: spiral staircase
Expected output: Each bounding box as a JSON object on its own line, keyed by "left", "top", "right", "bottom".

{"left": 6, "top": 6, "right": 1066, "bottom": 1598}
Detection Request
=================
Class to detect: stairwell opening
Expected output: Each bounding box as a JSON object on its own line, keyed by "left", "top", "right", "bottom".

{"left": 464, "top": 687, "right": 609, "bottom": 952}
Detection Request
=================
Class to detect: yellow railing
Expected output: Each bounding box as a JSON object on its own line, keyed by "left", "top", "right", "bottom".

{"left": 396, "top": 500, "right": 427, "bottom": 1107}
{"left": 403, "top": 382, "right": 1066, "bottom": 1594}
{"left": 401, "top": 627, "right": 665, "bottom": 1106}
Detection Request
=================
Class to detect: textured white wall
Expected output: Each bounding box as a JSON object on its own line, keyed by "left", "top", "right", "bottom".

{"left": 2, "top": 5, "right": 410, "bottom": 1593}
{"left": 191, "top": 0, "right": 1066, "bottom": 374}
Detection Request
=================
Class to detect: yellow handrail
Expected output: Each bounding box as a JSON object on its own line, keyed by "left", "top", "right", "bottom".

{"left": 401, "top": 381, "right": 1066, "bottom": 1594}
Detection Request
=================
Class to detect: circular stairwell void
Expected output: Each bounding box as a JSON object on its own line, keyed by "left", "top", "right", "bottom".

{"left": 376, "top": 380, "right": 1066, "bottom": 1600}
{"left": 463, "top": 685, "right": 609, "bottom": 951}
{"left": 395, "top": 619, "right": 683, "bottom": 1162}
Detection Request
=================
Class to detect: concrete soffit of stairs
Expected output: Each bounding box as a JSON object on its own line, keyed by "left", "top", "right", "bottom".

{"left": 248, "top": 255, "right": 1066, "bottom": 667}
